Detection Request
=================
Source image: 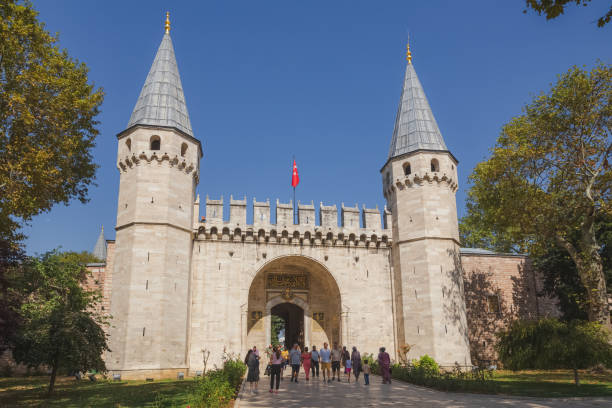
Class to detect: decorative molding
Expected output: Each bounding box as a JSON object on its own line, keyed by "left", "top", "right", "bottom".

{"left": 117, "top": 152, "right": 199, "bottom": 182}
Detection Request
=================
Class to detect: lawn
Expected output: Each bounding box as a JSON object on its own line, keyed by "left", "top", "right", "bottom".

{"left": 489, "top": 369, "right": 612, "bottom": 397}
{"left": 0, "top": 376, "right": 193, "bottom": 407}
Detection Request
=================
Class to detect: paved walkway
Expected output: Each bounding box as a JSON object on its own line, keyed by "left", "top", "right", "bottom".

{"left": 235, "top": 373, "right": 610, "bottom": 407}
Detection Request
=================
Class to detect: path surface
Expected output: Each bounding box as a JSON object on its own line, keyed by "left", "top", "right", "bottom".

{"left": 235, "top": 373, "right": 610, "bottom": 407}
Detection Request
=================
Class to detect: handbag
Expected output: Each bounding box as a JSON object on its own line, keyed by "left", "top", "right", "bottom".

{"left": 264, "top": 364, "right": 271, "bottom": 376}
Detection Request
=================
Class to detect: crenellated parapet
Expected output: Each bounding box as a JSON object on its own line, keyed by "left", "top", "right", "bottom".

{"left": 117, "top": 151, "right": 199, "bottom": 182}
{"left": 195, "top": 196, "right": 392, "bottom": 248}
{"left": 383, "top": 171, "right": 458, "bottom": 199}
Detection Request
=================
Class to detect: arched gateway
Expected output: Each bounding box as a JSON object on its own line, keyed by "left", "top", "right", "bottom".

{"left": 245, "top": 256, "right": 341, "bottom": 353}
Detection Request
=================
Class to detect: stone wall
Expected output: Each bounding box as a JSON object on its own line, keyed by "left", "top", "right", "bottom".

{"left": 460, "top": 251, "right": 560, "bottom": 366}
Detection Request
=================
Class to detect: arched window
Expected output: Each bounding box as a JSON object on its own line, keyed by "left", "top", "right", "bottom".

{"left": 385, "top": 172, "right": 391, "bottom": 186}
{"left": 150, "top": 135, "right": 161, "bottom": 151}
{"left": 403, "top": 162, "right": 411, "bottom": 175}
{"left": 430, "top": 158, "right": 439, "bottom": 172}
{"left": 181, "top": 143, "right": 188, "bottom": 157}
{"left": 126, "top": 138, "right": 131, "bottom": 152}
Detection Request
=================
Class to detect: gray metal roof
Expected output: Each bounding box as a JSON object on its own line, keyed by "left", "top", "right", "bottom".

{"left": 92, "top": 226, "right": 107, "bottom": 262}
{"left": 127, "top": 32, "right": 193, "bottom": 136}
{"left": 388, "top": 62, "right": 447, "bottom": 159}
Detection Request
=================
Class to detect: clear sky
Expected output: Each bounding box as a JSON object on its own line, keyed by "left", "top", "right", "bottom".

{"left": 23, "top": 0, "right": 610, "bottom": 254}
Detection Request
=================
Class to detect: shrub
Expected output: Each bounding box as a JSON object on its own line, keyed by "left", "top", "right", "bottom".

{"left": 223, "top": 357, "right": 246, "bottom": 391}
{"left": 412, "top": 354, "right": 439, "bottom": 376}
{"left": 496, "top": 318, "right": 612, "bottom": 385}
{"left": 189, "top": 370, "right": 234, "bottom": 408}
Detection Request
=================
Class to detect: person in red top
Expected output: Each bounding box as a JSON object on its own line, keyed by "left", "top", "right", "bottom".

{"left": 301, "top": 346, "right": 312, "bottom": 381}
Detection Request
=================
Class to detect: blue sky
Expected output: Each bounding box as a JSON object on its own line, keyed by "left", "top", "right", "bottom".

{"left": 24, "top": 0, "right": 610, "bottom": 254}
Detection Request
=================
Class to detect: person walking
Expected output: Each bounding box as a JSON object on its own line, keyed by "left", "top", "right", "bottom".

{"left": 269, "top": 346, "right": 283, "bottom": 394}
{"left": 331, "top": 343, "right": 342, "bottom": 382}
{"left": 341, "top": 346, "right": 350, "bottom": 378}
{"left": 378, "top": 346, "right": 391, "bottom": 384}
{"left": 245, "top": 349, "right": 260, "bottom": 393}
{"left": 319, "top": 342, "right": 332, "bottom": 383}
{"left": 281, "top": 346, "right": 289, "bottom": 381}
{"left": 310, "top": 345, "right": 320, "bottom": 379}
{"left": 344, "top": 357, "right": 352, "bottom": 383}
{"left": 301, "top": 346, "right": 312, "bottom": 381}
{"left": 351, "top": 346, "right": 362, "bottom": 383}
{"left": 289, "top": 343, "right": 302, "bottom": 383}
{"left": 362, "top": 359, "right": 371, "bottom": 386}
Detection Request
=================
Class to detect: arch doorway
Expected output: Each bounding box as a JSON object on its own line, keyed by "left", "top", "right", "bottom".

{"left": 245, "top": 256, "right": 341, "bottom": 353}
{"left": 271, "top": 302, "right": 304, "bottom": 349}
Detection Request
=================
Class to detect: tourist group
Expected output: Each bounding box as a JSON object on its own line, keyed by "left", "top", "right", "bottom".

{"left": 243, "top": 343, "right": 392, "bottom": 394}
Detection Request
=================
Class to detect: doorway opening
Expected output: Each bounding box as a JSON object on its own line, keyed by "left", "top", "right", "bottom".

{"left": 271, "top": 303, "right": 304, "bottom": 350}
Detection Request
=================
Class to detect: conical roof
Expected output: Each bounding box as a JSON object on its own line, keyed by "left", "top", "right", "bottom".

{"left": 92, "top": 226, "right": 107, "bottom": 262}
{"left": 127, "top": 32, "right": 193, "bottom": 136}
{"left": 388, "top": 62, "right": 447, "bottom": 159}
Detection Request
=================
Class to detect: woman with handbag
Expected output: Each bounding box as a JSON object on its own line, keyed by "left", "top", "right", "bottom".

{"left": 269, "top": 345, "right": 283, "bottom": 394}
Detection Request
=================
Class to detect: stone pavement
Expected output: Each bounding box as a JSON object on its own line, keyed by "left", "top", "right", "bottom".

{"left": 235, "top": 373, "right": 611, "bottom": 407}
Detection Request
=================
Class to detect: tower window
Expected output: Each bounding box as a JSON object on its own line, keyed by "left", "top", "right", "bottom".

{"left": 403, "top": 162, "right": 411, "bottom": 176}
{"left": 126, "top": 138, "right": 131, "bottom": 152}
{"left": 150, "top": 135, "right": 161, "bottom": 151}
{"left": 181, "top": 143, "right": 188, "bottom": 157}
{"left": 430, "top": 159, "right": 439, "bottom": 172}
{"left": 385, "top": 172, "right": 391, "bottom": 187}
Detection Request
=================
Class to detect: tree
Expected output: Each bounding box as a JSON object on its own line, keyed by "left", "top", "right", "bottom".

{"left": 461, "top": 63, "right": 612, "bottom": 325}
{"left": 524, "top": 0, "right": 612, "bottom": 27}
{"left": 271, "top": 315, "right": 284, "bottom": 347}
{"left": 0, "top": 0, "right": 103, "bottom": 245}
{"left": 8, "top": 251, "right": 109, "bottom": 395}
{"left": 534, "top": 214, "right": 612, "bottom": 320}
{"left": 496, "top": 318, "right": 612, "bottom": 385}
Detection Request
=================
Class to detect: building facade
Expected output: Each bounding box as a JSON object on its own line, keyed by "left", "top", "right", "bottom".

{"left": 85, "top": 19, "right": 557, "bottom": 380}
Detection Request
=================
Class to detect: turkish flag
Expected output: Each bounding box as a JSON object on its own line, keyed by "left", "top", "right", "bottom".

{"left": 291, "top": 159, "right": 300, "bottom": 187}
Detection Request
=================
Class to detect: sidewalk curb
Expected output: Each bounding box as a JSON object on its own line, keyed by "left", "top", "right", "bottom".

{"left": 233, "top": 378, "right": 247, "bottom": 408}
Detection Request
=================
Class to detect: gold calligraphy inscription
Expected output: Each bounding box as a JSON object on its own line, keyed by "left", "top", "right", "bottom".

{"left": 267, "top": 273, "right": 309, "bottom": 290}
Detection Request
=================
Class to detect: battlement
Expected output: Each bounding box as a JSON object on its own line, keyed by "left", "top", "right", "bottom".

{"left": 117, "top": 151, "right": 199, "bottom": 182}
{"left": 197, "top": 196, "right": 391, "bottom": 247}
{"left": 383, "top": 171, "right": 458, "bottom": 199}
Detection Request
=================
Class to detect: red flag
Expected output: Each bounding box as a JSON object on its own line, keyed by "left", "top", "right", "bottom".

{"left": 291, "top": 159, "right": 300, "bottom": 187}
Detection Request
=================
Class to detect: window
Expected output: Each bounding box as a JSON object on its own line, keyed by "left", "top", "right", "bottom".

{"left": 150, "top": 135, "right": 161, "bottom": 150}
{"left": 430, "top": 158, "right": 439, "bottom": 172}
{"left": 181, "top": 143, "right": 188, "bottom": 157}
{"left": 403, "top": 162, "right": 411, "bottom": 176}
{"left": 385, "top": 172, "right": 391, "bottom": 186}
{"left": 313, "top": 312, "right": 325, "bottom": 326}
{"left": 487, "top": 295, "right": 500, "bottom": 314}
{"left": 249, "top": 311, "right": 262, "bottom": 330}
{"left": 126, "top": 138, "right": 131, "bottom": 152}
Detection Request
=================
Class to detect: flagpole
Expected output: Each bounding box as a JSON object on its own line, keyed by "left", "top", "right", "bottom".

{"left": 291, "top": 154, "right": 297, "bottom": 225}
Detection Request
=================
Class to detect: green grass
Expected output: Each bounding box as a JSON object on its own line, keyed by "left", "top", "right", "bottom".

{"left": 0, "top": 376, "right": 193, "bottom": 407}
{"left": 488, "top": 370, "right": 612, "bottom": 397}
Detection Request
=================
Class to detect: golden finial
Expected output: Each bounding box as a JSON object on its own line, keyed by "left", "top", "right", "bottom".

{"left": 406, "top": 36, "right": 412, "bottom": 64}
{"left": 165, "top": 11, "right": 170, "bottom": 34}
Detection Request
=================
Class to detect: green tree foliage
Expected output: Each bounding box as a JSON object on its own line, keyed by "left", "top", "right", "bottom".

{"left": 460, "top": 63, "right": 612, "bottom": 325}
{"left": 524, "top": 0, "right": 612, "bottom": 27}
{"left": 271, "top": 315, "right": 284, "bottom": 347}
{"left": 496, "top": 318, "right": 612, "bottom": 385}
{"left": 8, "top": 250, "right": 109, "bottom": 395}
{"left": 0, "top": 0, "right": 103, "bottom": 245}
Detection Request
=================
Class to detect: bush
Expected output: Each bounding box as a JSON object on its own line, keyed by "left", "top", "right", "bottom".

{"left": 496, "top": 318, "right": 612, "bottom": 385}
{"left": 189, "top": 370, "right": 235, "bottom": 408}
{"left": 412, "top": 355, "right": 439, "bottom": 376}
{"left": 223, "top": 358, "right": 246, "bottom": 391}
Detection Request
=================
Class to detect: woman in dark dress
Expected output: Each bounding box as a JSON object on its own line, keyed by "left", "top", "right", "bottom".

{"left": 245, "top": 349, "right": 260, "bottom": 393}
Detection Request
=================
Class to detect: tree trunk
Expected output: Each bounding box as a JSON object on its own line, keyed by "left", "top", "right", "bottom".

{"left": 555, "top": 232, "right": 610, "bottom": 326}
{"left": 573, "top": 368, "right": 580, "bottom": 386}
{"left": 47, "top": 361, "right": 58, "bottom": 396}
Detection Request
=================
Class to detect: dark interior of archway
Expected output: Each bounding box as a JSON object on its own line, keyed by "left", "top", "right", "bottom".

{"left": 271, "top": 303, "right": 304, "bottom": 350}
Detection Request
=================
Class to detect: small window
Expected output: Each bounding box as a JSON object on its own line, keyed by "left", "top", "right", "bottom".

{"left": 385, "top": 172, "right": 391, "bottom": 186}
{"left": 150, "top": 135, "right": 161, "bottom": 151}
{"left": 487, "top": 295, "right": 500, "bottom": 314}
{"left": 181, "top": 143, "right": 188, "bottom": 157}
{"left": 403, "top": 163, "right": 411, "bottom": 176}
{"left": 126, "top": 138, "right": 131, "bottom": 152}
{"left": 430, "top": 158, "right": 439, "bottom": 172}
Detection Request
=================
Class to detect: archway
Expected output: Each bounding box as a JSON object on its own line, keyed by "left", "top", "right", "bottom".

{"left": 271, "top": 303, "right": 304, "bottom": 349}
{"left": 246, "top": 256, "right": 341, "bottom": 353}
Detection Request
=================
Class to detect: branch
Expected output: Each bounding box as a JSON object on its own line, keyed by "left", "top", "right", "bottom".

{"left": 554, "top": 232, "right": 579, "bottom": 265}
